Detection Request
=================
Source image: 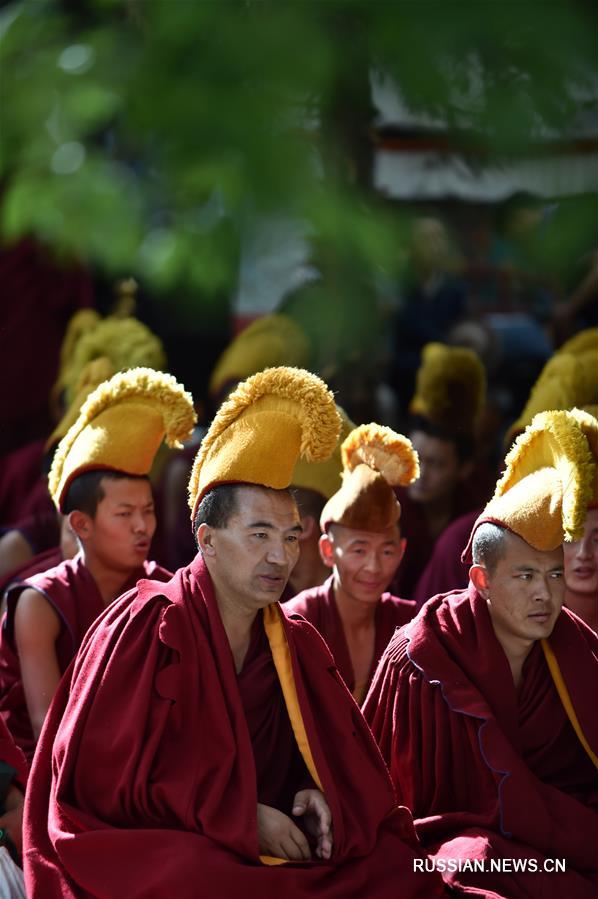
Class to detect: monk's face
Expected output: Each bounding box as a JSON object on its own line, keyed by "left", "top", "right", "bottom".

{"left": 482, "top": 533, "right": 565, "bottom": 647}
{"left": 202, "top": 486, "right": 302, "bottom": 609}
{"left": 407, "top": 431, "right": 467, "bottom": 505}
{"left": 563, "top": 508, "right": 598, "bottom": 597}
{"left": 321, "top": 524, "right": 405, "bottom": 605}
{"left": 72, "top": 477, "right": 156, "bottom": 574}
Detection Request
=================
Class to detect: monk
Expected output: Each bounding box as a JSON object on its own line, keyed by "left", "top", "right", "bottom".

{"left": 24, "top": 367, "right": 446, "bottom": 899}
{"left": 365, "top": 410, "right": 598, "bottom": 899}
{"left": 563, "top": 506, "right": 598, "bottom": 632}
{"left": 0, "top": 368, "right": 195, "bottom": 760}
{"left": 288, "top": 424, "right": 417, "bottom": 703}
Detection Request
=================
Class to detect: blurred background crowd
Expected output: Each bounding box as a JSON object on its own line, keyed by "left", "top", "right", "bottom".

{"left": 1, "top": 0, "right": 597, "bottom": 595}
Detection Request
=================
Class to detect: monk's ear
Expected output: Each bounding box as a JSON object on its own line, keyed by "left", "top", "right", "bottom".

{"left": 318, "top": 533, "right": 334, "bottom": 569}
{"left": 299, "top": 514, "right": 317, "bottom": 543}
{"left": 68, "top": 510, "right": 91, "bottom": 542}
{"left": 469, "top": 564, "right": 490, "bottom": 596}
{"left": 197, "top": 523, "right": 217, "bottom": 557}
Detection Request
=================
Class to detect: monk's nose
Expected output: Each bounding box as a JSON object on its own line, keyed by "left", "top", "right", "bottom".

{"left": 266, "top": 541, "right": 287, "bottom": 565}
{"left": 575, "top": 538, "right": 592, "bottom": 560}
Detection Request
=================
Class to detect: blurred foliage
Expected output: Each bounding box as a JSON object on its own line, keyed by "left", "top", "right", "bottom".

{"left": 1, "top": 0, "right": 597, "bottom": 327}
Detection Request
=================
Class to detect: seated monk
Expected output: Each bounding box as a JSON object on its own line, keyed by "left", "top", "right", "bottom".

{"left": 287, "top": 424, "right": 418, "bottom": 703}
{"left": 364, "top": 409, "right": 598, "bottom": 899}
{"left": 0, "top": 368, "right": 196, "bottom": 761}
{"left": 23, "top": 368, "right": 446, "bottom": 899}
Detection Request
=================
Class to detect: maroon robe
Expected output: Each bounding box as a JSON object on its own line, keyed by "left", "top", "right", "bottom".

{"left": 364, "top": 585, "right": 598, "bottom": 898}
{"left": 23, "top": 554, "right": 447, "bottom": 899}
{"left": 413, "top": 509, "right": 481, "bottom": 609}
{"left": 0, "top": 554, "right": 171, "bottom": 761}
{"left": 286, "top": 575, "right": 415, "bottom": 702}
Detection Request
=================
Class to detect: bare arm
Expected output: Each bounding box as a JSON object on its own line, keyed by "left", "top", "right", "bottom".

{"left": 13, "top": 588, "right": 61, "bottom": 741}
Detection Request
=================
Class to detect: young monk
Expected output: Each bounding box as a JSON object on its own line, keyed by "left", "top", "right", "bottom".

{"left": 0, "top": 367, "right": 196, "bottom": 760}
{"left": 24, "top": 367, "right": 446, "bottom": 899}
{"left": 365, "top": 409, "right": 598, "bottom": 899}
{"left": 287, "top": 424, "right": 418, "bottom": 703}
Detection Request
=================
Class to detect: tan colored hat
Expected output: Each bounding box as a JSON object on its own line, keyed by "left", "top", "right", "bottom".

{"left": 320, "top": 424, "right": 419, "bottom": 533}
{"left": 409, "top": 342, "right": 485, "bottom": 436}
{"left": 463, "top": 409, "right": 598, "bottom": 559}
{"left": 50, "top": 367, "right": 196, "bottom": 511}
{"left": 188, "top": 367, "right": 340, "bottom": 520}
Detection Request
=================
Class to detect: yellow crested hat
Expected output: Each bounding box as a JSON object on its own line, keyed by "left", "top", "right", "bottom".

{"left": 189, "top": 367, "right": 340, "bottom": 520}
{"left": 506, "top": 347, "right": 598, "bottom": 445}
{"left": 50, "top": 367, "right": 196, "bottom": 511}
{"left": 291, "top": 407, "right": 356, "bottom": 500}
{"left": 209, "top": 315, "right": 310, "bottom": 397}
{"left": 463, "top": 409, "right": 598, "bottom": 560}
{"left": 320, "top": 424, "right": 420, "bottom": 533}
{"left": 54, "top": 313, "right": 167, "bottom": 410}
{"left": 410, "top": 342, "right": 485, "bottom": 436}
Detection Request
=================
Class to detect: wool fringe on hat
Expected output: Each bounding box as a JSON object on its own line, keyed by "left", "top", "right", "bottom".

{"left": 291, "top": 407, "right": 356, "bottom": 501}
{"left": 189, "top": 366, "right": 340, "bottom": 520}
{"left": 320, "top": 424, "right": 419, "bottom": 533}
{"left": 50, "top": 367, "right": 196, "bottom": 510}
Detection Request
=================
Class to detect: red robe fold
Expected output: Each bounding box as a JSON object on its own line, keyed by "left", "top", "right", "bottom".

{"left": 0, "top": 554, "right": 170, "bottom": 761}
{"left": 24, "top": 554, "right": 446, "bottom": 899}
{"left": 286, "top": 574, "right": 415, "bottom": 701}
{"left": 364, "top": 585, "right": 598, "bottom": 898}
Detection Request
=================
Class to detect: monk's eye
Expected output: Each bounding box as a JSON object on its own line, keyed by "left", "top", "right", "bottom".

{"left": 286, "top": 534, "right": 298, "bottom": 543}
{"left": 549, "top": 571, "right": 564, "bottom": 579}
{"left": 517, "top": 573, "right": 532, "bottom": 581}
{"left": 253, "top": 532, "right": 268, "bottom": 540}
